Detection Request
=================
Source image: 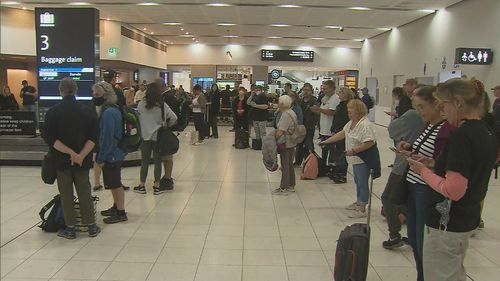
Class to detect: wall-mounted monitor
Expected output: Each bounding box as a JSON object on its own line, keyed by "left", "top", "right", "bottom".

{"left": 261, "top": 49, "right": 314, "bottom": 62}
{"left": 256, "top": 80, "right": 265, "bottom": 87}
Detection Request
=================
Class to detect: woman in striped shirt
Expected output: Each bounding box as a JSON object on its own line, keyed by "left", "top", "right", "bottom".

{"left": 397, "top": 85, "right": 454, "bottom": 281}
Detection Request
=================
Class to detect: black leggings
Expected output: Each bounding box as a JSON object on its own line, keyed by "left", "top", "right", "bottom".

{"left": 193, "top": 112, "right": 208, "bottom": 140}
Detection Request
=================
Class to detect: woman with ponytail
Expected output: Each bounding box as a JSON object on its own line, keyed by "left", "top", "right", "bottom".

{"left": 407, "top": 78, "right": 498, "bottom": 281}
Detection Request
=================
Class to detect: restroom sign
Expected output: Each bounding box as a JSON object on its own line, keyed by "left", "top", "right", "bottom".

{"left": 455, "top": 48, "right": 493, "bottom": 65}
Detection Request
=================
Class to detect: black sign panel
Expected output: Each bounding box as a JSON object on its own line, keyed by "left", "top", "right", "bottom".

{"left": 35, "top": 8, "right": 100, "bottom": 105}
{"left": 261, "top": 49, "right": 314, "bottom": 62}
{"left": 455, "top": 48, "right": 493, "bottom": 65}
{"left": 0, "top": 111, "right": 36, "bottom": 136}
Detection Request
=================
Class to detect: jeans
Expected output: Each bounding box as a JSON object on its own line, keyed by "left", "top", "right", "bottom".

{"left": 56, "top": 169, "right": 95, "bottom": 226}
{"left": 407, "top": 182, "right": 427, "bottom": 281}
{"left": 140, "top": 140, "right": 161, "bottom": 183}
{"left": 209, "top": 114, "right": 219, "bottom": 138}
{"left": 353, "top": 163, "right": 370, "bottom": 204}
{"left": 381, "top": 173, "right": 405, "bottom": 238}
{"left": 295, "top": 128, "right": 315, "bottom": 165}
{"left": 253, "top": 121, "right": 267, "bottom": 139}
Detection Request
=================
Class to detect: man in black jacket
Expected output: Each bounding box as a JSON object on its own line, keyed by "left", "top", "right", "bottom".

{"left": 42, "top": 77, "right": 100, "bottom": 239}
{"left": 294, "top": 83, "right": 318, "bottom": 165}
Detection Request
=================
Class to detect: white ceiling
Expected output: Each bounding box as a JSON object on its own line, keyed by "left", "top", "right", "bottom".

{"left": 2, "top": 0, "right": 463, "bottom": 48}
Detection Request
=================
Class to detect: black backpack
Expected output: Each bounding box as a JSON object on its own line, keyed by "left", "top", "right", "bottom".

{"left": 38, "top": 195, "right": 65, "bottom": 232}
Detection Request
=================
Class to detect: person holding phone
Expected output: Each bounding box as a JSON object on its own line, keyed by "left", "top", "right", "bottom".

{"left": 408, "top": 79, "right": 497, "bottom": 281}
{"left": 396, "top": 85, "right": 454, "bottom": 281}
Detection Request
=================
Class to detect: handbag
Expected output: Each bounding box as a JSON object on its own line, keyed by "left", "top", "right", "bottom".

{"left": 284, "top": 111, "right": 306, "bottom": 145}
{"left": 157, "top": 104, "right": 180, "bottom": 156}
{"left": 41, "top": 150, "right": 57, "bottom": 184}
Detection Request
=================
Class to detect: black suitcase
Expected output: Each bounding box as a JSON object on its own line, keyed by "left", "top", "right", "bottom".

{"left": 334, "top": 170, "right": 374, "bottom": 281}
{"left": 235, "top": 129, "right": 249, "bottom": 149}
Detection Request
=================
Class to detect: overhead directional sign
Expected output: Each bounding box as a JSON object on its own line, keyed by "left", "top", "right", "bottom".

{"left": 261, "top": 49, "right": 314, "bottom": 62}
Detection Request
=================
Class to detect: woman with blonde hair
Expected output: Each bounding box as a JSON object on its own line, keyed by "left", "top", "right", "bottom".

{"left": 320, "top": 99, "right": 377, "bottom": 218}
{"left": 408, "top": 79, "right": 497, "bottom": 281}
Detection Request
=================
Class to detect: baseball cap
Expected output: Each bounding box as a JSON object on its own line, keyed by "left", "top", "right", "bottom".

{"left": 102, "top": 69, "right": 118, "bottom": 79}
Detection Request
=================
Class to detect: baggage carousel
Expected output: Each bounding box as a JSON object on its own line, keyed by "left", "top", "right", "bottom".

{"left": 0, "top": 135, "right": 142, "bottom": 166}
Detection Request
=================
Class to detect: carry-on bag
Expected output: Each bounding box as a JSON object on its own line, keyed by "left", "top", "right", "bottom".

{"left": 235, "top": 129, "right": 249, "bottom": 149}
{"left": 334, "top": 170, "right": 375, "bottom": 281}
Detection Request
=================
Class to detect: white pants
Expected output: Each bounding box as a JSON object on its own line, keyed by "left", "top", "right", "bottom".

{"left": 423, "top": 226, "right": 473, "bottom": 281}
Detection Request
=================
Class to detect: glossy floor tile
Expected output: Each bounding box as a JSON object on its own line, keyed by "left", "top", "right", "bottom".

{"left": 1, "top": 125, "right": 499, "bottom": 281}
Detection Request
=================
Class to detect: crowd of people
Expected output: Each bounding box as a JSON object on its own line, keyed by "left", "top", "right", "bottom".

{"left": 36, "top": 70, "right": 500, "bottom": 281}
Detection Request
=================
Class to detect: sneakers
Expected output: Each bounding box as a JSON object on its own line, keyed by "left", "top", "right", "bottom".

{"left": 133, "top": 185, "right": 147, "bottom": 194}
{"left": 345, "top": 202, "right": 359, "bottom": 211}
{"left": 103, "top": 213, "right": 128, "bottom": 224}
{"left": 272, "top": 188, "right": 289, "bottom": 196}
{"left": 348, "top": 209, "right": 368, "bottom": 219}
{"left": 100, "top": 205, "right": 117, "bottom": 217}
{"left": 58, "top": 227, "right": 76, "bottom": 239}
{"left": 382, "top": 236, "right": 405, "bottom": 249}
{"left": 88, "top": 223, "right": 101, "bottom": 237}
{"left": 93, "top": 185, "right": 103, "bottom": 192}
{"left": 160, "top": 177, "right": 174, "bottom": 190}
{"left": 153, "top": 186, "right": 168, "bottom": 195}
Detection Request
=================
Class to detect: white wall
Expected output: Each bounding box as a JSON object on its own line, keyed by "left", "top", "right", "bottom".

{"left": 1, "top": 8, "right": 36, "bottom": 56}
{"left": 359, "top": 0, "right": 500, "bottom": 125}
{"left": 166, "top": 44, "right": 360, "bottom": 69}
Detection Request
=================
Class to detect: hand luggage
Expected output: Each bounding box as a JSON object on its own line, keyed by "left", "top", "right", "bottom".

{"left": 251, "top": 138, "right": 262, "bottom": 150}
{"left": 235, "top": 129, "right": 249, "bottom": 149}
{"left": 301, "top": 152, "right": 319, "bottom": 180}
{"left": 334, "top": 170, "right": 375, "bottom": 281}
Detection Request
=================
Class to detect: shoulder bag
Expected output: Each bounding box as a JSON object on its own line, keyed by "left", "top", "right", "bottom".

{"left": 157, "top": 104, "right": 180, "bottom": 156}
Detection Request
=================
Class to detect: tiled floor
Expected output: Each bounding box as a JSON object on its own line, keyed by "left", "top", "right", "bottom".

{"left": 1, "top": 125, "right": 499, "bottom": 281}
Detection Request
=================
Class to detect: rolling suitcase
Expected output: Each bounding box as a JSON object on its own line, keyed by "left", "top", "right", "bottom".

{"left": 334, "top": 170, "right": 374, "bottom": 281}
{"left": 235, "top": 129, "right": 249, "bottom": 149}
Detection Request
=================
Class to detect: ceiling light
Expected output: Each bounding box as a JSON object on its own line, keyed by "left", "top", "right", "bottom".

{"left": 181, "top": 28, "right": 184, "bottom": 31}
{"left": 192, "top": 38, "right": 196, "bottom": 40}
{"left": 224, "top": 35, "right": 238, "bottom": 38}
{"left": 278, "top": 4, "right": 301, "bottom": 8}
{"left": 150, "top": 32, "right": 154, "bottom": 34}
{"left": 311, "top": 37, "right": 325, "bottom": 40}
{"left": 180, "top": 34, "right": 194, "bottom": 37}
{"left": 143, "top": 28, "right": 147, "bottom": 31}
{"left": 353, "top": 39, "right": 365, "bottom": 42}
{"left": 185, "top": 32, "right": 189, "bottom": 34}
{"left": 207, "top": 3, "right": 232, "bottom": 7}
{"left": 1, "top": 2, "right": 21, "bottom": 4}
{"left": 106, "top": 17, "right": 110, "bottom": 21}
{"left": 267, "top": 36, "right": 282, "bottom": 39}
{"left": 68, "top": 2, "right": 91, "bottom": 5}
{"left": 325, "top": 25, "right": 342, "bottom": 29}
{"left": 377, "top": 27, "right": 392, "bottom": 31}
{"left": 137, "top": 2, "right": 159, "bottom": 5}
{"left": 271, "top": 24, "right": 290, "bottom": 27}
{"left": 217, "top": 23, "right": 237, "bottom": 26}
{"left": 419, "top": 9, "right": 436, "bottom": 13}
{"left": 163, "top": 22, "right": 181, "bottom": 25}
{"left": 22, "top": 6, "right": 27, "bottom": 10}
{"left": 349, "top": 7, "right": 371, "bottom": 10}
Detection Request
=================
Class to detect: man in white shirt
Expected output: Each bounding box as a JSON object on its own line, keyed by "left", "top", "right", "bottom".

{"left": 310, "top": 80, "right": 340, "bottom": 160}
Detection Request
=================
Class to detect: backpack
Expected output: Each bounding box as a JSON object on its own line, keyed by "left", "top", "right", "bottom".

{"left": 38, "top": 195, "right": 65, "bottom": 232}
{"left": 285, "top": 111, "right": 307, "bottom": 145}
{"left": 103, "top": 104, "right": 142, "bottom": 153}
{"left": 301, "top": 152, "right": 319, "bottom": 180}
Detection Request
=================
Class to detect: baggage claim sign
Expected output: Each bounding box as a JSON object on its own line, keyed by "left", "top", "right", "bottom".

{"left": 35, "top": 8, "right": 100, "bottom": 105}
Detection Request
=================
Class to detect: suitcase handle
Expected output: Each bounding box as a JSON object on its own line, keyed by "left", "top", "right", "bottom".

{"left": 366, "top": 169, "right": 375, "bottom": 228}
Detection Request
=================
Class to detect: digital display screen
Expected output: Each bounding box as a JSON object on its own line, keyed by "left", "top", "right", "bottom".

{"left": 455, "top": 48, "right": 493, "bottom": 65}
{"left": 35, "top": 8, "right": 99, "bottom": 103}
{"left": 256, "top": 80, "right": 265, "bottom": 87}
{"left": 261, "top": 49, "right": 314, "bottom": 62}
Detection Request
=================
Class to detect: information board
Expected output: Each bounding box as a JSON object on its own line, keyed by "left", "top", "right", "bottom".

{"left": 455, "top": 48, "right": 493, "bottom": 65}
{"left": 261, "top": 49, "right": 314, "bottom": 62}
{"left": 0, "top": 112, "right": 37, "bottom": 136}
{"left": 35, "top": 8, "right": 100, "bottom": 104}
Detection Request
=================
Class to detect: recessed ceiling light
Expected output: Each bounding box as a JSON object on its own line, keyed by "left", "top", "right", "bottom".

{"left": 271, "top": 24, "right": 290, "bottom": 27}
{"left": 1, "top": 1, "right": 21, "bottom": 5}
{"left": 143, "top": 27, "right": 147, "bottom": 31}
{"left": 180, "top": 34, "right": 195, "bottom": 37}
{"left": 267, "top": 36, "right": 282, "bottom": 39}
{"left": 377, "top": 27, "right": 392, "bottom": 31}
{"left": 217, "top": 23, "right": 237, "bottom": 26}
{"left": 192, "top": 38, "right": 196, "bottom": 40}
{"left": 185, "top": 32, "right": 189, "bottom": 34}
{"left": 137, "top": 2, "right": 159, "bottom": 5}
{"left": 150, "top": 32, "right": 154, "bottom": 34}
{"left": 419, "top": 9, "right": 436, "bottom": 13}
{"left": 311, "top": 37, "right": 325, "bottom": 40}
{"left": 106, "top": 17, "right": 110, "bottom": 21}
{"left": 206, "top": 3, "right": 231, "bottom": 7}
{"left": 349, "top": 6, "right": 371, "bottom": 10}
{"left": 163, "top": 22, "right": 181, "bottom": 25}
{"left": 68, "top": 2, "right": 91, "bottom": 5}
{"left": 278, "top": 4, "right": 301, "bottom": 8}
{"left": 353, "top": 39, "right": 365, "bottom": 42}
{"left": 325, "top": 25, "right": 342, "bottom": 29}
{"left": 22, "top": 6, "right": 27, "bottom": 10}
{"left": 224, "top": 35, "right": 238, "bottom": 38}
